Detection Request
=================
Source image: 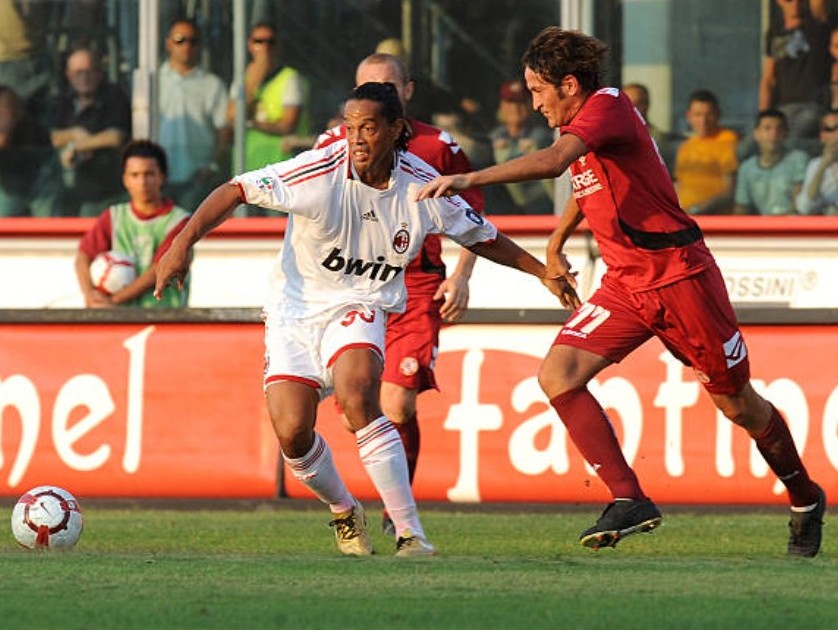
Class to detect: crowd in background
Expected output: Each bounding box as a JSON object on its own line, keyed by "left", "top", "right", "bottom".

{"left": 3, "top": 0, "right": 838, "bottom": 218}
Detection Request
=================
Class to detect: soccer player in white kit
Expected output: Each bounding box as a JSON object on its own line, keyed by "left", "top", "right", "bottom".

{"left": 155, "top": 82, "right": 564, "bottom": 557}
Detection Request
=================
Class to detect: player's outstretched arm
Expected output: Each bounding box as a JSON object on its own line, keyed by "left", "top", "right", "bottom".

{"left": 154, "top": 183, "right": 243, "bottom": 299}
{"left": 417, "top": 134, "right": 587, "bottom": 200}
{"left": 467, "top": 233, "right": 579, "bottom": 307}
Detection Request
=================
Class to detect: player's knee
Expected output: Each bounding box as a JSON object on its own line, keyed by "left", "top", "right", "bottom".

{"left": 537, "top": 361, "right": 577, "bottom": 399}
{"left": 336, "top": 389, "right": 381, "bottom": 428}
{"left": 277, "top": 427, "right": 315, "bottom": 459}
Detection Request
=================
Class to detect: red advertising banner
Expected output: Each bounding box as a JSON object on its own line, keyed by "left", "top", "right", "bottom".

{"left": 0, "top": 323, "right": 278, "bottom": 498}
{"left": 285, "top": 324, "right": 838, "bottom": 505}
{"left": 3, "top": 320, "right": 837, "bottom": 504}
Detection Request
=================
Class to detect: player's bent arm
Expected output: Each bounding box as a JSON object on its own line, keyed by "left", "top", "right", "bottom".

{"left": 417, "top": 134, "right": 587, "bottom": 199}
{"left": 467, "top": 233, "right": 546, "bottom": 278}
{"left": 436, "top": 248, "right": 477, "bottom": 321}
{"left": 154, "top": 183, "right": 242, "bottom": 298}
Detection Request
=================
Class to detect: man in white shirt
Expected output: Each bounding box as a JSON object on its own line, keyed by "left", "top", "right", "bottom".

{"left": 158, "top": 18, "right": 229, "bottom": 211}
{"left": 155, "top": 82, "right": 565, "bottom": 557}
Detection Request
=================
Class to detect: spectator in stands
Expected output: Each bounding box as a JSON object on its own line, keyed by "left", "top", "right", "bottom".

{"left": 75, "top": 140, "right": 191, "bottom": 308}
{"left": 48, "top": 47, "right": 132, "bottom": 217}
{"left": 0, "top": 0, "right": 52, "bottom": 122}
{"left": 734, "top": 109, "right": 808, "bottom": 215}
{"left": 674, "top": 90, "right": 738, "bottom": 215}
{"left": 489, "top": 80, "right": 554, "bottom": 214}
{"left": 232, "top": 23, "right": 309, "bottom": 171}
{"left": 623, "top": 82, "right": 678, "bottom": 174}
{"left": 796, "top": 108, "right": 838, "bottom": 214}
{"left": 0, "top": 84, "right": 61, "bottom": 217}
{"left": 158, "top": 18, "right": 229, "bottom": 212}
{"left": 828, "top": 26, "right": 838, "bottom": 110}
{"left": 759, "top": 0, "right": 830, "bottom": 149}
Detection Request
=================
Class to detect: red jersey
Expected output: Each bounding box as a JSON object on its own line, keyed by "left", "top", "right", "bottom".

{"left": 315, "top": 119, "right": 485, "bottom": 296}
{"left": 561, "top": 88, "right": 714, "bottom": 290}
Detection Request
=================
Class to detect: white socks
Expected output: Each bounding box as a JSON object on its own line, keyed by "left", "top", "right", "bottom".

{"left": 357, "top": 416, "right": 425, "bottom": 539}
{"left": 284, "top": 433, "right": 355, "bottom": 514}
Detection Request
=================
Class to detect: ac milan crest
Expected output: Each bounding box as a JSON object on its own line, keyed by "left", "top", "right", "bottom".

{"left": 393, "top": 229, "right": 410, "bottom": 253}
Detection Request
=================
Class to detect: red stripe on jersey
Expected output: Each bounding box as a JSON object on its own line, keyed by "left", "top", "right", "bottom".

{"left": 280, "top": 149, "right": 343, "bottom": 179}
{"left": 282, "top": 152, "right": 347, "bottom": 185}
{"left": 285, "top": 156, "right": 347, "bottom": 187}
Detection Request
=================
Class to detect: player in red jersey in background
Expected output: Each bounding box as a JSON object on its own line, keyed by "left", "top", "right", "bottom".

{"left": 315, "top": 52, "right": 486, "bottom": 536}
{"left": 418, "top": 27, "right": 825, "bottom": 557}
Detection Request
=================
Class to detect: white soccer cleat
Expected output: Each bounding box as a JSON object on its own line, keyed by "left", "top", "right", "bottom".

{"left": 328, "top": 501, "right": 373, "bottom": 556}
{"left": 395, "top": 529, "right": 437, "bottom": 557}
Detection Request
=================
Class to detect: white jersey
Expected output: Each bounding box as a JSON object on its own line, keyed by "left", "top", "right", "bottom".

{"left": 233, "top": 140, "right": 497, "bottom": 321}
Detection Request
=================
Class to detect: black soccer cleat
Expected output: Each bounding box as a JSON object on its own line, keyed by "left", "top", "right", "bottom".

{"left": 579, "top": 499, "right": 662, "bottom": 550}
{"left": 788, "top": 484, "right": 826, "bottom": 558}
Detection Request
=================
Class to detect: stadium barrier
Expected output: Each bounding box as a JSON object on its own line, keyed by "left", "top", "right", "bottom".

{"left": 1, "top": 215, "right": 837, "bottom": 503}
{"left": 1, "top": 308, "right": 837, "bottom": 504}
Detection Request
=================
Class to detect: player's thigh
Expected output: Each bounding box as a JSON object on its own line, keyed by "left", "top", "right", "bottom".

{"left": 654, "top": 267, "right": 750, "bottom": 396}
{"left": 263, "top": 315, "right": 326, "bottom": 394}
{"left": 323, "top": 306, "right": 386, "bottom": 427}
{"left": 542, "top": 280, "right": 652, "bottom": 395}
{"left": 382, "top": 294, "right": 443, "bottom": 393}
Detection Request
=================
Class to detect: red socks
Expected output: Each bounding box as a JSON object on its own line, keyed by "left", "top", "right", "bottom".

{"left": 751, "top": 405, "right": 819, "bottom": 507}
{"left": 550, "top": 387, "right": 647, "bottom": 501}
{"left": 395, "top": 418, "right": 420, "bottom": 484}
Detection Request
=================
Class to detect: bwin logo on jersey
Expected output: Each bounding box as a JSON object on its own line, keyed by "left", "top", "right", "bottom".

{"left": 322, "top": 247, "right": 403, "bottom": 281}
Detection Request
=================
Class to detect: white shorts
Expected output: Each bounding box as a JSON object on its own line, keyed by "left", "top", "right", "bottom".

{"left": 263, "top": 305, "right": 386, "bottom": 399}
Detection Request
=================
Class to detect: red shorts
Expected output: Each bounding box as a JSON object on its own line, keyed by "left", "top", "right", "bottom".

{"left": 382, "top": 291, "right": 443, "bottom": 392}
{"left": 554, "top": 265, "right": 750, "bottom": 395}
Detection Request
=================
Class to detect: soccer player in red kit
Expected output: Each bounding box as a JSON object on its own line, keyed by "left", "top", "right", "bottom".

{"left": 315, "top": 52, "right": 485, "bottom": 536}
{"left": 418, "top": 27, "right": 825, "bottom": 556}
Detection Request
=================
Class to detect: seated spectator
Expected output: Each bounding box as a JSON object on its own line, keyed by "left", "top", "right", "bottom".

{"left": 158, "top": 18, "right": 230, "bottom": 212}
{"left": 0, "top": 0, "right": 52, "bottom": 122}
{"left": 48, "top": 47, "right": 132, "bottom": 217}
{"left": 489, "top": 80, "right": 554, "bottom": 214}
{"left": 827, "top": 26, "right": 838, "bottom": 113}
{"left": 0, "top": 84, "right": 61, "bottom": 217}
{"left": 796, "top": 108, "right": 838, "bottom": 214}
{"left": 734, "top": 109, "right": 808, "bottom": 215}
{"left": 623, "top": 82, "right": 679, "bottom": 174}
{"left": 75, "top": 140, "right": 191, "bottom": 308}
{"left": 674, "top": 90, "right": 739, "bottom": 214}
{"left": 759, "top": 0, "right": 830, "bottom": 151}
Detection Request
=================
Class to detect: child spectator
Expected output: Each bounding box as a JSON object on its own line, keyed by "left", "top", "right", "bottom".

{"left": 75, "top": 140, "right": 191, "bottom": 308}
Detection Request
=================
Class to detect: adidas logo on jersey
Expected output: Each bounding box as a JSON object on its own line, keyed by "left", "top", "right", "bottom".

{"left": 362, "top": 208, "right": 378, "bottom": 222}
{"left": 321, "top": 247, "right": 403, "bottom": 282}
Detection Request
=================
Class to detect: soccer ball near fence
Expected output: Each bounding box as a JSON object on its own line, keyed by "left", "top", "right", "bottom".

{"left": 90, "top": 250, "right": 136, "bottom": 295}
{"left": 11, "top": 485, "right": 84, "bottom": 549}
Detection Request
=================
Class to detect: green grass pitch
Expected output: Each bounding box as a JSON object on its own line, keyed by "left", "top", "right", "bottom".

{"left": 0, "top": 500, "right": 834, "bottom": 629}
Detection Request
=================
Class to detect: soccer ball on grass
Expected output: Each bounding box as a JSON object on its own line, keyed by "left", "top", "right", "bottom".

{"left": 11, "top": 485, "right": 84, "bottom": 549}
{"left": 90, "top": 250, "right": 136, "bottom": 295}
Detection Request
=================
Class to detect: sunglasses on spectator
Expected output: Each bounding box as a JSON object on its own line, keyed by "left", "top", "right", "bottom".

{"left": 821, "top": 124, "right": 838, "bottom": 132}
{"left": 172, "top": 35, "right": 200, "bottom": 45}
{"left": 250, "top": 37, "right": 276, "bottom": 45}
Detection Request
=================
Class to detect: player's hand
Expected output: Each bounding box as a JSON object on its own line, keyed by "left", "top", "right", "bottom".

{"left": 543, "top": 250, "right": 580, "bottom": 309}
{"left": 154, "top": 244, "right": 190, "bottom": 300}
{"left": 416, "top": 174, "right": 472, "bottom": 200}
{"left": 542, "top": 275, "right": 581, "bottom": 309}
{"left": 435, "top": 274, "right": 470, "bottom": 321}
